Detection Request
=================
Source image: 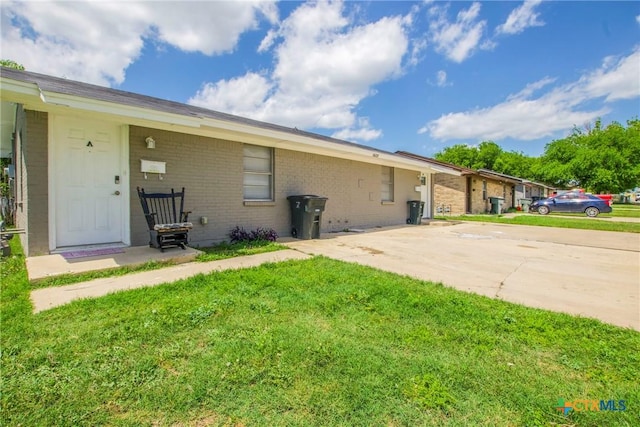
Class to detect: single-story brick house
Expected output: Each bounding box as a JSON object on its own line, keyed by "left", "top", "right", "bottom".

{"left": 476, "top": 169, "right": 554, "bottom": 207}
{"left": 396, "top": 151, "right": 546, "bottom": 215}
{"left": 0, "top": 67, "right": 459, "bottom": 256}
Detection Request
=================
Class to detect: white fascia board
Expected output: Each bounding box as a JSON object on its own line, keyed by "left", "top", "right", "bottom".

{"left": 0, "top": 77, "right": 201, "bottom": 128}
{"left": 424, "top": 164, "right": 462, "bottom": 175}
{"left": 0, "top": 78, "right": 42, "bottom": 102}
{"left": 39, "top": 91, "right": 203, "bottom": 128}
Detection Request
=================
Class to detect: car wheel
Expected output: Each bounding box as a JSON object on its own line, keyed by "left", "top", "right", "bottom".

{"left": 537, "top": 205, "right": 550, "bottom": 215}
{"left": 585, "top": 207, "right": 599, "bottom": 217}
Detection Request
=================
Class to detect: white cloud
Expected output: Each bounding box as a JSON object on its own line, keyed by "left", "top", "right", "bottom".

{"left": 419, "top": 47, "right": 640, "bottom": 141}
{"left": 428, "top": 2, "right": 488, "bottom": 63}
{"left": 148, "top": 1, "right": 278, "bottom": 55}
{"left": 577, "top": 49, "right": 640, "bottom": 102}
{"left": 436, "top": 70, "right": 449, "bottom": 87}
{"left": 408, "top": 37, "right": 428, "bottom": 66}
{"left": 0, "top": 0, "right": 276, "bottom": 86}
{"left": 190, "top": 0, "right": 411, "bottom": 141}
{"left": 636, "top": 15, "right": 640, "bottom": 25}
{"left": 331, "top": 118, "right": 382, "bottom": 142}
{"left": 495, "top": 0, "right": 544, "bottom": 36}
{"left": 189, "top": 72, "right": 273, "bottom": 117}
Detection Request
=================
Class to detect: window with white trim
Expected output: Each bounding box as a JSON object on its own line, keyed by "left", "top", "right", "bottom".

{"left": 381, "top": 166, "right": 394, "bottom": 202}
{"left": 243, "top": 144, "right": 273, "bottom": 200}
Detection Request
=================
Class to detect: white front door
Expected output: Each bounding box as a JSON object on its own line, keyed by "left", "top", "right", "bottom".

{"left": 54, "top": 116, "right": 124, "bottom": 247}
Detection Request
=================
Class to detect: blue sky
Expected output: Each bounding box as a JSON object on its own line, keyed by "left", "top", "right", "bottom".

{"left": 2, "top": 1, "right": 639, "bottom": 157}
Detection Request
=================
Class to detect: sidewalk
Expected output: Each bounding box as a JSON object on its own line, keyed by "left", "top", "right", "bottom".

{"left": 27, "top": 245, "right": 201, "bottom": 282}
{"left": 30, "top": 249, "right": 311, "bottom": 313}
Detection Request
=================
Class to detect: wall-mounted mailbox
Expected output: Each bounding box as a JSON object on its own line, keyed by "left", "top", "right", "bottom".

{"left": 140, "top": 159, "right": 166, "bottom": 174}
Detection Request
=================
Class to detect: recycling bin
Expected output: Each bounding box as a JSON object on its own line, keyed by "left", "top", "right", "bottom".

{"left": 520, "top": 198, "right": 532, "bottom": 212}
{"left": 287, "top": 195, "right": 328, "bottom": 239}
{"left": 406, "top": 200, "right": 425, "bottom": 224}
{"left": 489, "top": 197, "right": 504, "bottom": 214}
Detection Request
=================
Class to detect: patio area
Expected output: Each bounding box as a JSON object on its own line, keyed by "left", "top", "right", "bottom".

{"left": 26, "top": 245, "right": 201, "bottom": 282}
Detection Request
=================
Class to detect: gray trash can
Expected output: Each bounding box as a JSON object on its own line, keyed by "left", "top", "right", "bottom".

{"left": 407, "top": 200, "right": 425, "bottom": 224}
{"left": 489, "top": 197, "right": 504, "bottom": 214}
{"left": 520, "top": 198, "right": 532, "bottom": 212}
{"left": 287, "top": 195, "right": 328, "bottom": 239}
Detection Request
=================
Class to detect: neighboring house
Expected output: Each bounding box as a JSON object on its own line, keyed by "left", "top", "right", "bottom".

{"left": 522, "top": 180, "right": 554, "bottom": 201}
{"left": 397, "top": 151, "right": 547, "bottom": 215}
{"left": 477, "top": 169, "right": 553, "bottom": 206}
{"left": 396, "top": 151, "right": 474, "bottom": 216}
{"left": 0, "top": 67, "right": 458, "bottom": 256}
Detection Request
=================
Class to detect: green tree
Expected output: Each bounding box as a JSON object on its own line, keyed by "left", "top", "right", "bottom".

{"left": 494, "top": 151, "right": 535, "bottom": 178}
{"left": 434, "top": 144, "right": 478, "bottom": 168}
{"left": 435, "top": 141, "right": 529, "bottom": 173}
{"left": 474, "top": 141, "right": 502, "bottom": 170}
{"left": 534, "top": 119, "right": 640, "bottom": 193}
{"left": 0, "top": 60, "right": 25, "bottom": 70}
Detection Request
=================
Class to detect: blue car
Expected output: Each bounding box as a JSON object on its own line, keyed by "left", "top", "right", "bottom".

{"left": 529, "top": 192, "right": 612, "bottom": 217}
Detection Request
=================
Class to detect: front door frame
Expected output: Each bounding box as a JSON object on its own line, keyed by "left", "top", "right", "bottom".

{"left": 48, "top": 114, "right": 130, "bottom": 251}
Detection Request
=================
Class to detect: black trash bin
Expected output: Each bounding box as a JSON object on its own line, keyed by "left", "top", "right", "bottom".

{"left": 287, "top": 195, "right": 328, "bottom": 239}
{"left": 406, "top": 200, "right": 425, "bottom": 224}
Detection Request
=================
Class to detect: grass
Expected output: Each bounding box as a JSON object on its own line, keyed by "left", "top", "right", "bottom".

{"left": 31, "top": 240, "right": 287, "bottom": 290}
{"left": 610, "top": 204, "right": 640, "bottom": 218}
{"left": 195, "top": 240, "right": 286, "bottom": 262}
{"left": 436, "top": 213, "right": 640, "bottom": 233}
{"left": 2, "top": 237, "right": 639, "bottom": 426}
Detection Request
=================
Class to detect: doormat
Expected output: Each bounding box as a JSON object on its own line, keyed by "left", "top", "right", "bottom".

{"left": 61, "top": 247, "right": 125, "bottom": 260}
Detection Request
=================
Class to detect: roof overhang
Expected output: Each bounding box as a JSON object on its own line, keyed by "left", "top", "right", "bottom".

{"left": 394, "top": 151, "right": 463, "bottom": 176}
{"left": 0, "top": 74, "right": 447, "bottom": 174}
{"left": 476, "top": 169, "right": 523, "bottom": 185}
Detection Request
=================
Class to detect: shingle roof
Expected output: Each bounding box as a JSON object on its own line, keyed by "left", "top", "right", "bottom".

{"left": 476, "top": 169, "right": 523, "bottom": 184}
{"left": 395, "top": 151, "right": 475, "bottom": 174}
{"left": 0, "top": 66, "right": 395, "bottom": 156}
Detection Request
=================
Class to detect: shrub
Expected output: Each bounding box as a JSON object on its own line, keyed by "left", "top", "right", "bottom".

{"left": 229, "top": 226, "right": 278, "bottom": 243}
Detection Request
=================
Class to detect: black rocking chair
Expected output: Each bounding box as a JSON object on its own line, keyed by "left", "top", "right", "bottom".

{"left": 136, "top": 187, "right": 193, "bottom": 251}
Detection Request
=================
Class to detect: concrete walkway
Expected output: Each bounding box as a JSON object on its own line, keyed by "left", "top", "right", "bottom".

{"left": 27, "top": 245, "right": 202, "bottom": 282}
{"left": 30, "top": 249, "right": 310, "bottom": 313}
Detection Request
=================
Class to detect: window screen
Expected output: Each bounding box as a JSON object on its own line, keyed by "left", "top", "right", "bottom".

{"left": 381, "top": 166, "right": 394, "bottom": 202}
{"left": 243, "top": 145, "right": 273, "bottom": 200}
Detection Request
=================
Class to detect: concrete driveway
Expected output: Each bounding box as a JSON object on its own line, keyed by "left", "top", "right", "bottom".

{"left": 285, "top": 222, "right": 640, "bottom": 330}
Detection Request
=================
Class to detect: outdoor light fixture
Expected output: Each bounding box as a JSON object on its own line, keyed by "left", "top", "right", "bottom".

{"left": 145, "top": 136, "right": 156, "bottom": 149}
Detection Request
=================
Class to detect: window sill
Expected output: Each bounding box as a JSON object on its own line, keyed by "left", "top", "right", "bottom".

{"left": 243, "top": 200, "right": 276, "bottom": 207}
{"left": 381, "top": 201, "right": 395, "bottom": 205}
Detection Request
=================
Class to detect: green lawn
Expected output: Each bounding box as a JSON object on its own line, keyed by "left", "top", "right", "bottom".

{"left": 437, "top": 213, "right": 640, "bottom": 233}
{"left": 2, "top": 239, "right": 638, "bottom": 426}
{"left": 611, "top": 204, "right": 640, "bottom": 218}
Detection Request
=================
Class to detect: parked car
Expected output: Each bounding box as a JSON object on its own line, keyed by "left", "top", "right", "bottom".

{"left": 529, "top": 192, "right": 612, "bottom": 217}
{"left": 594, "top": 194, "right": 613, "bottom": 206}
